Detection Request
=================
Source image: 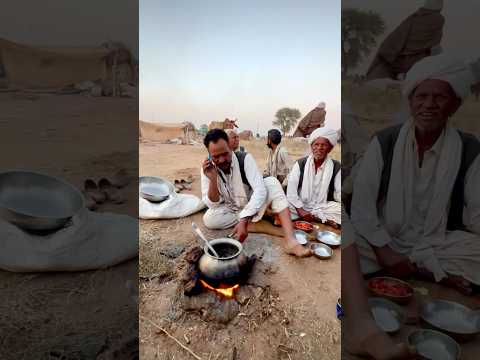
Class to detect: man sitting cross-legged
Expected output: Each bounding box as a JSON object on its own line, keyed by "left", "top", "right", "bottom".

{"left": 351, "top": 54, "right": 480, "bottom": 295}
{"left": 287, "top": 127, "right": 341, "bottom": 227}
{"left": 201, "top": 129, "right": 311, "bottom": 257}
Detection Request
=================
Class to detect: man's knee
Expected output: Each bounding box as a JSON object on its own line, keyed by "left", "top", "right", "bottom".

{"left": 264, "top": 177, "right": 289, "bottom": 213}
{"left": 203, "top": 209, "right": 237, "bottom": 230}
{"left": 264, "top": 176, "right": 282, "bottom": 189}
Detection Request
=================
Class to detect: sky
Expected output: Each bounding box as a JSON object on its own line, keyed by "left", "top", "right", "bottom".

{"left": 140, "top": 0, "right": 341, "bottom": 134}
{"left": 344, "top": 0, "right": 480, "bottom": 74}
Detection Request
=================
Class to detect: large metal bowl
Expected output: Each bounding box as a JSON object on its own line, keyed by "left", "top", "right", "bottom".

{"left": 139, "top": 176, "right": 174, "bottom": 202}
{"left": 420, "top": 299, "right": 480, "bottom": 342}
{"left": 408, "top": 329, "right": 461, "bottom": 360}
{"left": 0, "top": 171, "right": 84, "bottom": 231}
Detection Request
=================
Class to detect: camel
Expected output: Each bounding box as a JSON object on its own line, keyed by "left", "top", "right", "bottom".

{"left": 208, "top": 118, "right": 238, "bottom": 130}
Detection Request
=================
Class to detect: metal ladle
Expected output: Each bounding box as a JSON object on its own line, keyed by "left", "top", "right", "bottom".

{"left": 191, "top": 222, "right": 220, "bottom": 258}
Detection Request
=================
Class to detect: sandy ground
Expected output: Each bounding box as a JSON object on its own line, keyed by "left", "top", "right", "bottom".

{"left": 0, "top": 92, "right": 138, "bottom": 359}
{"left": 139, "top": 139, "right": 341, "bottom": 360}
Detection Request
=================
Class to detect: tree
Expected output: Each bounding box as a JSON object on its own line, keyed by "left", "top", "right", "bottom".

{"left": 273, "top": 108, "right": 301, "bottom": 135}
{"left": 342, "top": 8, "right": 385, "bottom": 77}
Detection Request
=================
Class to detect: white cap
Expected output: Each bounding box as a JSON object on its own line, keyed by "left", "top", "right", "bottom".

{"left": 316, "top": 102, "right": 326, "bottom": 109}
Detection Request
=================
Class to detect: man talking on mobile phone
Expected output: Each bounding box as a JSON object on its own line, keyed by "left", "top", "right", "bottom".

{"left": 200, "top": 129, "right": 311, "bottom": 257}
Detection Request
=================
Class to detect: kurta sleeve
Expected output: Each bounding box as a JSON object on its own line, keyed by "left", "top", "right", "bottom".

{"left": 350, "top": 137, "right": 393, "bottom": 247}
{"left": 239, "top": 154, "right": 267, "bottom": 218}
{"left": 200, "top": 167, "right": 223, "bottom": 208}
{"left": 286, "top": 162, "right": 304, "bottom": 209}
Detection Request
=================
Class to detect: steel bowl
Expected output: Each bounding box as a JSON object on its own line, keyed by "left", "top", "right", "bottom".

{"left": 139, "top": 176, "right": 174, "bottom": 202}
{"left": 311, "top": 243, "right": 333, "bottom": 259}
{"left": 408, "top": 329, "right": 461, "bottom": 360}
{"left": 294, "top": 230, "right": 309, "bottom": 245}
{"left": 368, "top": 297, "right": 405, "bottom": 334}
{"left": 367, "top": 277, "right": 414, "bottom": 305}
{"left": 0, "top": 171, "right": 84, "bottom": 231}
{"left": 420, "top": 299, "right": 480, "bottom": 342}
{"left": 198, "top": 238, "right": 248, "bottom": 285}
{"left": 317, "top": 231, "right": 341, "bottom": 247}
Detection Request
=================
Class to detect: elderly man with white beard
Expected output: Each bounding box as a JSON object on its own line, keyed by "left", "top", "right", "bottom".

{"left": 287, "top": 127, "right": 341, "bottom": 227}
{"left": 351, "top": 54, "right": 480, "bottom": 295}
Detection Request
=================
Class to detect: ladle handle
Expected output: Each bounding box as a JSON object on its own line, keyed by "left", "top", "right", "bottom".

{"left": 191, "top": 222, "right": 220, "bottom": 258}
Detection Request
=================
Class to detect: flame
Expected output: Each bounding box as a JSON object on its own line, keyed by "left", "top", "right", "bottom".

{"left": 199, "top": 279, "right": 239, "bottom": 299}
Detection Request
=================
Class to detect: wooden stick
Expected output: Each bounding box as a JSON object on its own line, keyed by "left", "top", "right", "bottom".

{"left": 140, "top": 316, "right": 202, "bottom": 360}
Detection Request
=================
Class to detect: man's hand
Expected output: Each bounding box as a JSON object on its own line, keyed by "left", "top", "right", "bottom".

{"left": 202, "top": 158, "right": 218, "bottom": 181}
{"left": 233, "top": 218, "right": 250, "bottom": 243}
{"left": 373, "top": 245, "right": 417, "bottom": 278}
{"left": 297, "top": 208, "right": 315, "bottom": 222}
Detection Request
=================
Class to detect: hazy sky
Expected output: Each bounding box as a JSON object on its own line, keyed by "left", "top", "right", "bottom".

{"left": 344, "top": 0, "right": 480, "bottom": 74}
{"left": 140, "top": 0, "right": 341, "bottom": 134}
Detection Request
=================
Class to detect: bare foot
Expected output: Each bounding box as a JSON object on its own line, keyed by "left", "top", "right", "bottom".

{"left": 344, "top": 316, "right": 414, "bottom": 360}
{"left": 285, "top": 240, "right": 312, "bottom": 257}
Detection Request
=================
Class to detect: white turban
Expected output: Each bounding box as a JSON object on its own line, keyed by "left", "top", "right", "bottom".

{"left": 423, "top": 0, "right": 443, "bottom": 10}
{"left": 316, "top": 102, "right": 326, "bottom": 109}
{"left": 403, "top": 54, "right": 475, "bottom": 101}
{"left": 225, "top": 129, "right": 237, "bottom": 135}
{"left": 309, "top": 127, "right": 338, "bottom": 147}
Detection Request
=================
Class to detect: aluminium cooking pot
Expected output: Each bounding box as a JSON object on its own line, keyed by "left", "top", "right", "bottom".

{"left": 198, "top": 238, "right": 248, "bottom": 285}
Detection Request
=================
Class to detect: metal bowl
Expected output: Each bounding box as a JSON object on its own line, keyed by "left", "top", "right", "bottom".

{"left": 0, "top": 171, "right": 84, "bottom": 231}
{"left": 139, "top": 176, "right": 174, "bottom": 202}
{"left": 311, "top": 243, "right": 333, "bottom": 259}
{"left": 420, "top": 299, "right": 480, "bottom": 342}
{"left": 316, "top": 231, "right": 341, "bottom": 247}
{"left": 294, "top": 230, "right": 309, "bottom": 245}
{"left": 367, "top": 277, "right": 414, "bottom": 304}
{"left": 408, "top": 329, "right": 461, "bottom": 360}
{"left": 368, "top": 297, "right": 405, "bottom": 334}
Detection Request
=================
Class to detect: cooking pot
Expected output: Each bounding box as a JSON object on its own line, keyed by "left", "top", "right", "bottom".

{"left": 198, "top": 238, "right": 248, "bottom": 285}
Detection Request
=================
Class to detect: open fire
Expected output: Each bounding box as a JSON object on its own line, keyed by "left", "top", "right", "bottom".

{"left": 199, "top": 279, "right": 240, "bottom": 299}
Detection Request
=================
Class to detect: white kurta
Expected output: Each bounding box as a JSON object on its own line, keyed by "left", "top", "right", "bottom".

{"left": 351, "top": 122, "right": 480, "bottom": 284}
{"left": 265, "top": 144, "right": 293, "bottom": 183}
{"left": 287, "top": 156, "right": 341, "bottom": 224}
{"left": 201, "top": 153, "right": 288, "bottom": 229}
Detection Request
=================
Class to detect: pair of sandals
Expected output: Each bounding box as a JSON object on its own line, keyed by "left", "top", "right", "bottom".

{"left": 174, "top": 177, "right": 193, "bottom": 192}
{"left": 83, "top": 169, "right": 131, "bottom": 210}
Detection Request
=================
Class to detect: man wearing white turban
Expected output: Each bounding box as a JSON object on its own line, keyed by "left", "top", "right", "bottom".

{"left": 351, "top": 54, "right": 480, "bottom": 295}
{"left": 287, "top": 127, "right": 341, "bottom": 225}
